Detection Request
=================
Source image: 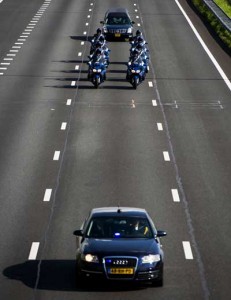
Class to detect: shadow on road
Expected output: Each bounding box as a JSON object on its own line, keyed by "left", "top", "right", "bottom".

{"left": 3, "top": 260, "right": 147, "bottom": 292}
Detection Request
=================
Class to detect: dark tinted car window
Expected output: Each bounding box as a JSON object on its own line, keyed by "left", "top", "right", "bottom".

{"left": 86, "top": 216, "right": 153, "bottom": 239}
{"left": 106, "top": 13, "right": 131, "bottom": 25}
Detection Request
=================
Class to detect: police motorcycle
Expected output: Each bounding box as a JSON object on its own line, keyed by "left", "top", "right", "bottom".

{"left": 90, "top": 36, "right": 110, "bottom": 65}
{"left": 87, "top": 49, "right": 108, "bottom": 88}
{"left": 90, "top": 28, "right": 105, "bottom": 54}
{"left": 126, "top": 50, "right": 146, "bottom": 89}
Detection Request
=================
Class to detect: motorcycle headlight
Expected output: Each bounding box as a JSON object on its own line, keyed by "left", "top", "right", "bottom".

{"left": 93, "top": 69, "right": 102, "bottom": 72}
{"left": 127, "top": 28, "right": 132, "bottom": 34}
{"left": 81, "top": 254, "right": 99, "bottom": 263}
{"left": 141, "top": 254, "right": 160, "bottom": 264}
{"left": 131, "top": 69, "right": 140, "bottom": 73}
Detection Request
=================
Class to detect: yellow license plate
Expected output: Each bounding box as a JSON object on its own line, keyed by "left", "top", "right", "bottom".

{"left": 115, "top": 33, "right": 121, "bottom": 37}
{"left": 109, "top": 268, "right": 134, "bottom": 274}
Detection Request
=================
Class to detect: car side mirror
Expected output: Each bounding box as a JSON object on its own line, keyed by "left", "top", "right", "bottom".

{"left": 156, "top": 230, "right": 167, "bottom": 237}
{"left": 73, "top": 229, "right": 83, "bottom": 236}
{"left": 132, "top": 21, "right": 135, "bottom": 24}
{"left": 100, "top": 21, "right": 104, "bottom": 24}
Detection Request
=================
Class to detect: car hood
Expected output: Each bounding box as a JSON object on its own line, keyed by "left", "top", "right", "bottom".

{"left": 105, "top": 24, "right": 132, "bottom": 29}
{"left": 81, "top": 238, "right": 159, "bottom": 256}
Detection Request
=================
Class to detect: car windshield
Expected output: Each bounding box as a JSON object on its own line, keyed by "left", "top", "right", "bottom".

{"left": 106, "top": 14, "right": 130, "bottom": 25}
{"left": 86, "top": 216, "right": 153, "bottom": 239}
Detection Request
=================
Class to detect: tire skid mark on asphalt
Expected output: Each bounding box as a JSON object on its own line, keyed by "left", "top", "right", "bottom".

{"left": 0, "top": 0, "right": 52, "bottom": 76}
{"left": 35, "top": 2, "right": 95, "bottom": 287}
{"left": 134, "top": 3, "right": 199, "bottom": 276}
{"left": 69, "top": 1, "right": 94, "bottom": 87}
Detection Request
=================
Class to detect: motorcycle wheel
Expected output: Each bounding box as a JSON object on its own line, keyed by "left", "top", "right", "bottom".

{"left": 94, "top": 76, "right": 100, "bottom": 88}
{"left": 132, "top": 77, "right": 139, "bottom": 89}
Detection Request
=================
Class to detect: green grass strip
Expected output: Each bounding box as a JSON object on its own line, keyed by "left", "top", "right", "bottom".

{"left": 191, "top": 0, "right": 231, "bottom": 50}
{"left": 213, "top": 0, "right": 231, "bottom": 18}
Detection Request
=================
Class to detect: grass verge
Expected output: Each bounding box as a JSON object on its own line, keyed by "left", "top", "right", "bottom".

{"left": 190, "top": 0, "right": 231, "bottom": 50}
{"left": 214, "top": 0, "right": 231, "bottom": 18}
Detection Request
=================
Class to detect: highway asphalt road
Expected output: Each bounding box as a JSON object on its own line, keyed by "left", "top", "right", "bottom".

{"left": 0, "top": 0, "right": 230, "bottom": 299}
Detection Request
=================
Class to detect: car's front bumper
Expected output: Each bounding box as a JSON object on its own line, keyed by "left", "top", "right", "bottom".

{"left": 77, "top": 260, "right": 163, "bottom": 282}
{"left": 104, "top": 32, "right": 132, "bottom": 41}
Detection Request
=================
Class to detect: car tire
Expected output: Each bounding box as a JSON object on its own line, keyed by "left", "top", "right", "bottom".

{"left": 151, "top": 277, "right": 163, "bottom": 287}
{"left": 76, "top": 267, "right": 87, "bottom": 288}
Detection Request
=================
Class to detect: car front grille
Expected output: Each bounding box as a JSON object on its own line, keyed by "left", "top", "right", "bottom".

{"left": 103, "top": 256, "right": 138, "bottom": 279}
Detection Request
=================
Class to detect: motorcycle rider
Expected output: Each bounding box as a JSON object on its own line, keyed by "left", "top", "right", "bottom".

{"left": 127, "top": 49, "right": 146, "bottom": 81}
{"left": 131, "top": 29, "right": 144, "bottom": 44}
{"left": 87, "top": 48, "right": 108, "bottom": 80}
{"left": 90, "top": 28, "right": 105, "bottom": 52}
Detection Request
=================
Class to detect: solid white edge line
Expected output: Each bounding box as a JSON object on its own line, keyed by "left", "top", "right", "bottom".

{"left": 182, "top": 241, "right": 194, "bottom": 259}
{"left": 171, "top": 189, "right": 180, "bottom": 202}
{"left": 175, "top": 0, "right": 231, "bottom": 92}
{"left": 28, "top": 242, "right": 40, "bottom": 260}
{"left": 43, "top": 189, "right": 52, "bottom": 202}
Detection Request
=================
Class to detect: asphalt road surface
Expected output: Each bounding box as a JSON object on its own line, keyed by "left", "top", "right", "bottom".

{"left": 0, "top": 0, "right": 230, "bottom": 299}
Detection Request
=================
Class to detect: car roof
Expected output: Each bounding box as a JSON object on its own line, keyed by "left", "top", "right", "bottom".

{"left": 90, "top": 207, "right": 148, "bottom": 218}
{"left": 106, "top": 8, "right": 129, "bottom": 15}
{"left": 106, "top": 8, "right": 129, "bottom": 13}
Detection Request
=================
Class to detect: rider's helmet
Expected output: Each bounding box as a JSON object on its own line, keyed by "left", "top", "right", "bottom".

{"left": 96, "top": 28, "right": 102, "bottom": 34}
{"left": 136, "top": 30, "right": 142, "bottom": 36}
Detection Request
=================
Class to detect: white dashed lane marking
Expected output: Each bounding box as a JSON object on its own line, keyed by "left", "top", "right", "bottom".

{"left": 28, "top": 242, "right": 40, "bottom": 260}
{"left": 182, "top": 241, "right": 194, "bottom": 259}
{"left": 61, "top": 122, "right": 67, "bottom": 130}
{"left": 171, "top": 189, "right": 180, "bottom": 202}
{"left": 157, "top": 123, "right": 163, "bottom": 131}
{"left": 163, "top": 151, "right": 170, "bottom": 161}
{"left": 53, "top": 151, "right": 60, "bottom": 161}
{"left": 66, "top": 99, "right": 72, "bottom": 105}
{"left": 152, "top": 100, "right": 157, "bottom": 106}
{"left": 43, "top": 189, "right": 52, "bottom": 202}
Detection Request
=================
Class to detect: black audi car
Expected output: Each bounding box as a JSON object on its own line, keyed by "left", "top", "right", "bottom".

{"left": 73, "top": 207, "right": 166, "bottom": 287}
{"left": 100, "top": 8, "right": 135, "bottom": 41}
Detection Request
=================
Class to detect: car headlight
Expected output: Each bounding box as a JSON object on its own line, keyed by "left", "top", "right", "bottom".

{"left": 103, "top": 27, "right": 108, "bottom": 33}
{"left": 141, "top": 254, "right": 161, "bottom": 264}
{"left": 81, "top": 254, "right": 99, "bottom": 263}
{"left": 127, "top": 28, "right": 132, "bottom": 34}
